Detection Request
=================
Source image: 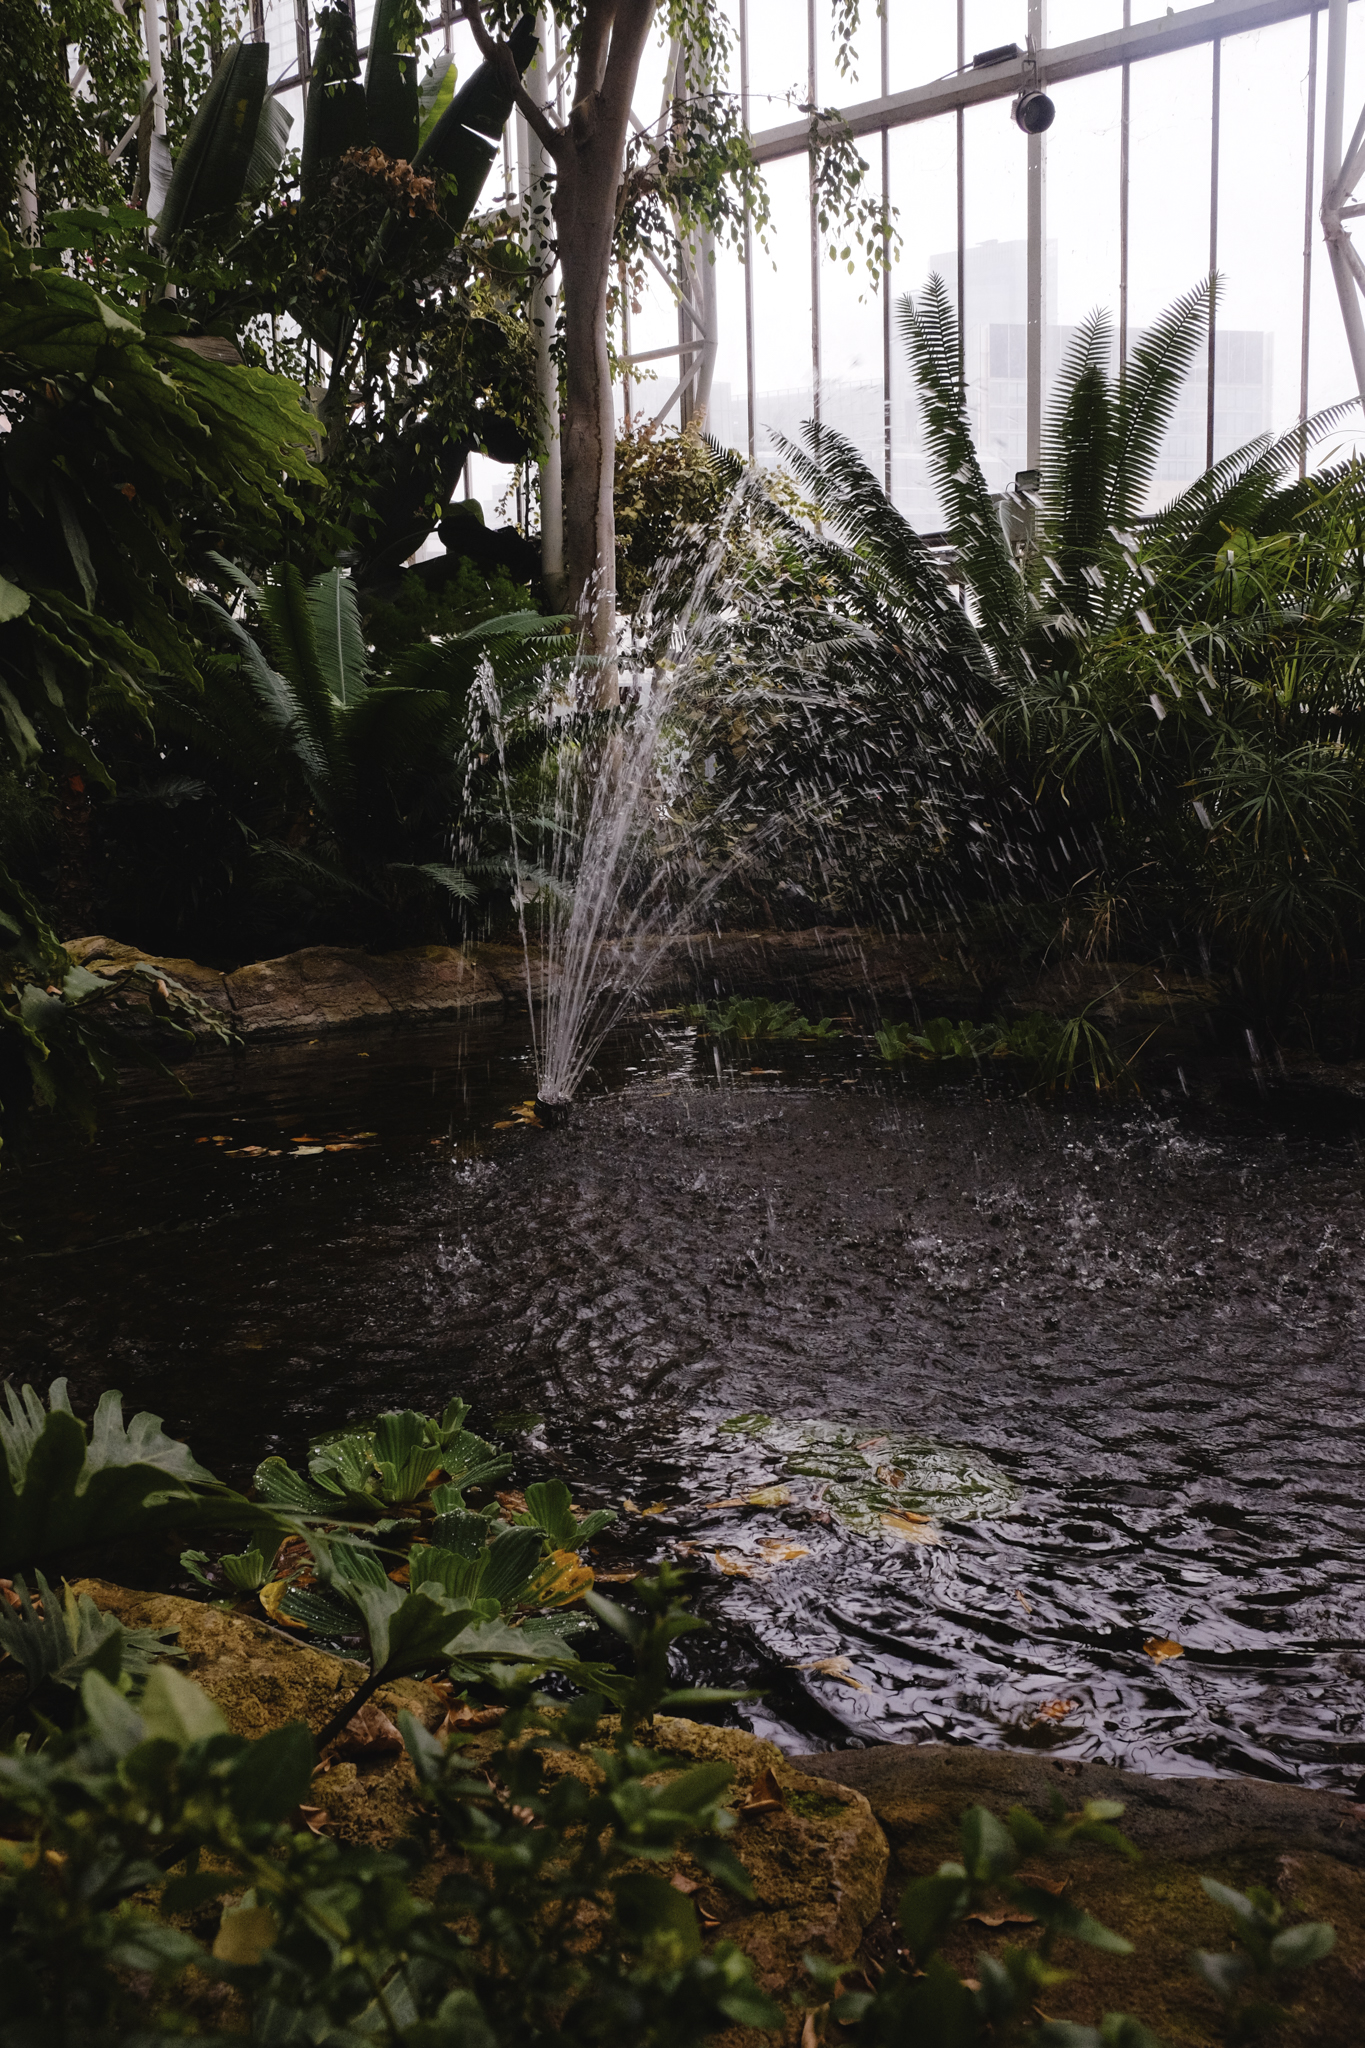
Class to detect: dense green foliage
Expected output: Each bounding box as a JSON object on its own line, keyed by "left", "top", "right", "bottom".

{"left": 688, "top": 279, "right": 1365, "bottom": 1036}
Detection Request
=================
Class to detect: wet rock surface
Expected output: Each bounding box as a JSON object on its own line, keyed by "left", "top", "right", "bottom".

{"left": 798, "top": 1742, "right": 1365, "bottom": 2045}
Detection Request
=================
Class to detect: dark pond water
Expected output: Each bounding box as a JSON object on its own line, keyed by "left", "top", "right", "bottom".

{"left": 2, "top": 1017, "right": 1364, "bottom": 1791}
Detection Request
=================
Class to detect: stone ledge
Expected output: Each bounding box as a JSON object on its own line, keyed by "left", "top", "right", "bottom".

{"left": 62, "top": 937, "right": 505, "bottom": 1039}
{"left": 797, "top": 1742, "right": 1365, "bottom": 2045}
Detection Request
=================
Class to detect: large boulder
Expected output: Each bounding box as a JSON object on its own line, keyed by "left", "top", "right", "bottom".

{"left": 223, "top": 943, "right": 504, "bottom": 1038}
{"left": 799, "top": 1742, "right": 1365, "bottom": 2046}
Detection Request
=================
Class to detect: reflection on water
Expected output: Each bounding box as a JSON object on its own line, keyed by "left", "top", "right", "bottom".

{"left": 2, "top": 1018, "right": 1363, "bottom": 1789}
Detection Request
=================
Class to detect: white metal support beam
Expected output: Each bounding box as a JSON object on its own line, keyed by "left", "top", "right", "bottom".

{"left": 750, "top": 0, "right": 1340, "bottom": 161}
{"left": 1322, "top": 0, "right": 1365, "bottom": 410}
{"left": 1026, "top": 0, "right": 1046, "bottom": 472}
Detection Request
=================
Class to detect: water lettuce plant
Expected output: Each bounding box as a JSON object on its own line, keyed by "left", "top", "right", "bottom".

{"left": 716, "top": 1414, "right": 1017, "bottom": 1540}
{"left": 189, "top": 1399, "right": 621, "bottom": 1750}
{"left": 685, "top": 997, "right": 842, "bottom": 1042}
{"left": 0, "top": 1379, "right": 280, "bottom": 1578}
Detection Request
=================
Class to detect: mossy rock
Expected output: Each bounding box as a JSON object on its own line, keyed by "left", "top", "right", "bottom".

{"left": 800, "top": 1742, "right": 1365, "bottom": 2045}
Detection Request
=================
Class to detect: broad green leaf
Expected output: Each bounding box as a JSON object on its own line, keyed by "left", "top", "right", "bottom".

{"left": 227, "top": 1722, "right": 315, "bottom": 1826}
{"left": 156, "top": 42, "right": 271, "bottom": 244}
{"left": 418, "top": 51, "right": 458, "bottom": 147}
{"left": 481, "top": 1526, "right": 546, "bottom": 1608}
{"left": 0, "top": 1380, "right": 273, "bottom": 1577}
{"left": 611, "top": 1870, "right": 701, "bottom": 1965}
{"left": 140, "top": 1665, "right": 228, "bottom": 1748}
{"left": 79, "top": 1668, "right": 146, "bottom": 1758}
{"left": 1269, "top": 1921, "right": 1335, "bottom": 1970}
{"left": 0, "top": 575, "right": 30, "bottom": 623}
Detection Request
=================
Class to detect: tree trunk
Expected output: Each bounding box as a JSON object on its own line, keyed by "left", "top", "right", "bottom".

{"left": 551, "top": 0, "right": 656, "bottom": 697}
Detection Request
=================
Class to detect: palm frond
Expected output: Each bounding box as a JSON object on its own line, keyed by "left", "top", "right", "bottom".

{"left": 308, "top": 568, "right": 369, "bottom": 707}
{"left": 1040, "top": 308, "right": 1115, "bottom": 622}
{"left": 1152, "top": 400, "right": 1361, "bottom": 553}
{"left": 769, "top": 421, "right": 993, "bottom": 684}
{"left": 195, "top": 594, "right": 332, "bottom": 800}
{"left": 899, "top": 277, "right": 1026, "bottom": 672}
{"left": 1109, "top": 276, "right": 1214, "bottom": 525}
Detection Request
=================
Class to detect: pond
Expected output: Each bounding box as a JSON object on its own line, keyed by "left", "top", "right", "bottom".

{"left": 2, "top": 1016, "right": 1363, "bottom": 1791}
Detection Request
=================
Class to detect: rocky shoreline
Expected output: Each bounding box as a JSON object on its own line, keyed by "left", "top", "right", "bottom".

{"left": 70, "top": 1582, "right": 1365, "bottom": 2045}
{"left": 65, "top": 929, "right": 1220, "bottom": 1054}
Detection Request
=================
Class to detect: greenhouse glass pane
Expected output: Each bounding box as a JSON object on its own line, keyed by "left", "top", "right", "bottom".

{"left": 1127, "top": 40, "right": 1213, "bottom": 506}
{"left": 1046, "top": 2, "right": 1122, "bottom": 44}
{"left": 961, "top": 96, "right": 1029, "bottom": 494}
{"left": 886, "top": 114, "right": 960, "bottom": 528}
{"left": 1214, "top": 20, "right": 1312, "bottom": 462}
{"left": 965, "top": 1, "right": 1025, "bottom": 65}
{"left": 1043, "top": 69, "right": 1121, "bottom": 423}
{"left": 888, "top": 2, "right": 958, "bottom": 94}
{"left": 819, "top": 195, "right": 888, "bottom": 480}
{"left": 749, "top": 153, "right": 815, "bottom": 459}
{"left": 706, "top": 237, "right": 750, "bottom": 453}
{"left": 815, "top": 0, "right": 879, "bottom": 100}
{"left": 745, "top": 0, "right": 807, "bottom": 128}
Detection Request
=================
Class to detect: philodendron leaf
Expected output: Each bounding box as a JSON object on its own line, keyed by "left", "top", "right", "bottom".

{"left": 347, "top": 1579, "right": 482, "bottom": 1679}
{"left": 0, "top": 1378, "right": 277, "bottom": 1576}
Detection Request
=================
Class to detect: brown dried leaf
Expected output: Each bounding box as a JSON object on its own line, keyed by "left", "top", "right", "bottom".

{"left": 741, "top": 1766, "right": 786, "bottom": 1816}
{"left": 799, "top": 1655, "right": 864, "bottom": 1690}
{"left": 294, "top": 1804, "right": 330, "bottom": 1836}
{"left": 669, "top": 1874, "right": 699, "bottom": 1895}
{"left": 440, "top": 1703, "right": 506, "bottom": 1735}
{"left": 966, "top": 1907, "right": 1036, "bottom": 1929}
{"left": 1032, "top": 1699, "right": 1079, "bottom": 1723}
{"left": 746, "top": 1485, "right": 792, "bottom": 1508}
{"left": 326, "top": 1700, "right": 402, "bottom": 1760}
{"left": 756, "top": 1537, "right": 809, "bottom": 1563}
{"left": 1143, "top": 1636, "right": 1184, "bottom": 1662}
{"left": 713, "top": 1552, "right": 754, "bottom": 1577}
{"left": 496, "top": 1490, "right": 529, "bottom": 1518}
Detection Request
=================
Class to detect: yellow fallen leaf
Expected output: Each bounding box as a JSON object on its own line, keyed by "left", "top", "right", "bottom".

{"left": 1143, "top": 1636, "right": 1184, "bottom": 1662}
{"left": 881, "top": 1511, "right": 942, "bottom": 1545}
{"left": 493, "top": 1121, "right": 517, "bottom": 1129}
{"left": 259, "top": 1578, "right": 306, "bottom": 1629}
{"left": 291, "top": 1145, "right": 325, "bottom": 1156}
{"left": 638, "top": 1501, "right": 671, "bottom": 1516}
{"left": 1014, "top": 1590, "right": 1033, "bottom": 1616}
{"left": 713, "top": 1552, "right": 754, "bottom": 1576}
{"left": 1033, "top": 1698, "right": 1079, "bottom": 1722}
{"left": 756, "top": 1538, "right": 809, "bottom": 1563}
{"left": 214, "top": 1904, "right": 278, "bottom": 1965}
{"left": 701, "top": 1497, "right": 749, "bottom": 1511}
{"left": 798, "top": 1655, "right": 863, "bottom": 1690}
{"left": 529, "top": 1550, "right": 595, "bottom": 1607}
{"left": 746, "top": 1485, "right": 791, "bottom": 1508}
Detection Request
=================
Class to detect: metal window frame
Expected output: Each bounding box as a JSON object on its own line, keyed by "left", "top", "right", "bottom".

{"left": 733, "top": 0, "right": 1338, "bottom": 511}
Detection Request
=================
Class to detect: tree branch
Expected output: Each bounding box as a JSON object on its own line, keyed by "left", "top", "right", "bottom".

{"left": 460, "top": 0, "right": 563, "bottom": 158}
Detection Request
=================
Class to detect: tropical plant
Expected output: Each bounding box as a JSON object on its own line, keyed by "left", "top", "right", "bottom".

{"left": 191, "top": 1398, "right": 619, "bottom": 1749}
{"left": 818, "top": 1794, "right": 1336, "bottom": 2048}
{"left": 685, "top": 996, "right": 841, "bottom": 1042}
{"left": 614, "top": 424, "right": 743, "bottom": 613}
{"left": 133, "top": 558, "right": 568, "bottom": 947}
{"left": 0, "top": 1570, "right": 778, "bottom": 2045}
{"left": 0, "top": 1574, "right": 181, "bottom": 1744}
{"left": 873, "top": 1008, "right": 1128, "bottom": 1093}
{"left": 724, "top": 277, "right": 1365, "bottom": 1014}
{"left": 0, "top": 1378, "right": 283, "bottom": 1579}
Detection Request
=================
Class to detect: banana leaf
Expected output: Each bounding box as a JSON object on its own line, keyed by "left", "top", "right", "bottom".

{"left": 0, "top": 1380, "right": 283, "bottom": 1576}
{"left": 365, "top": 0, "right": 419, "bottom": 160}
{"left": 411, "top": 14, "right": 538, "bottom": 225}
{"left": 418, "top": 51, "right": 458, "bottom": 148}
{"left": 154, "top": 40, "right": 270, "bottom": 245}
{"left": 302, "top": 6, "right": 369, "bottom": 194}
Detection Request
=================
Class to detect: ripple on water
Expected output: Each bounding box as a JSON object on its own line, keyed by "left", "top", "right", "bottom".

{"left": 1, "top": 1023, "right": 1363, "bottom": 1787}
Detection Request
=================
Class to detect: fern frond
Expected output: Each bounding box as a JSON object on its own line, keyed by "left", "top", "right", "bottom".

{"left": 1109, "top": 276, "right": 1214, "bottom": 524}
{"left": 900, "top": 277, "right": 1027, "bottom": 673}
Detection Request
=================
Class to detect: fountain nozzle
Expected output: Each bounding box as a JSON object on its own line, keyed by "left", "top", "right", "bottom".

{"left": 533, "top": 1096, "right": 571, "bottom": 1129}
